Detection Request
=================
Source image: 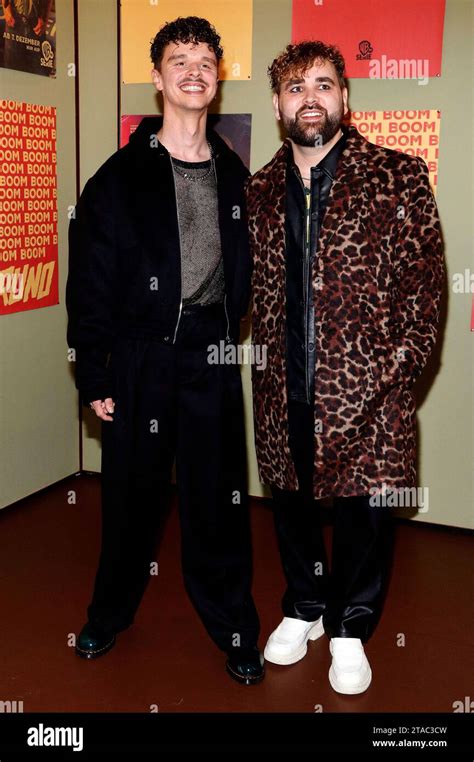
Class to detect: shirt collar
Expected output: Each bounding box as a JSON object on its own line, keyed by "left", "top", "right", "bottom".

{"left": 288, "top": 124, "right": 348, "bottom": 180}
{"left": 315, "top": 125, "right": 348, "bottom": 179}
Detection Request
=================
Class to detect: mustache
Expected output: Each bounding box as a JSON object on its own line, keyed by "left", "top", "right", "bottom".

{"left": 296, "top": 105, "right": 327, "bottom": 117}
{"left": 178, "top": 78, "right": 207, "bottom": 87}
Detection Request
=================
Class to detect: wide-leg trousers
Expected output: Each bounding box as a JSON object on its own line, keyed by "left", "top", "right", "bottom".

{"left": 87, "top": 303, "right": 260, "bottom": 652}
{"left": 271, "top": 399, "right": 394, "bottom": 642}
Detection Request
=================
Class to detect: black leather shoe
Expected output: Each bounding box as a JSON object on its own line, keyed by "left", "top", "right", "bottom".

{"left": 225, "top": 647, "right": 265, "bottom": 685}
{"left": 75, "top": 622, "right": 116, "bottom": 659}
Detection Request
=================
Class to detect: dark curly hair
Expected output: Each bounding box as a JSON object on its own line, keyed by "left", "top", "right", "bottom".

{"left": 150, "top": 16, "right": 224, "bottom": 70}
{"left": 268, "top": 41, "right": 346, "bottom": 93}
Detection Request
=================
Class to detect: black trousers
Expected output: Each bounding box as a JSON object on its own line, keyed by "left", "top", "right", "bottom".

{"left": 271, "top": 400, "right": 394, "bottom": 642}
{"left": 87, "top": 303, "right": 260, "bottom": 652}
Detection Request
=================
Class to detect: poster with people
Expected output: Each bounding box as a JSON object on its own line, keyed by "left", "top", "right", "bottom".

{"left": 121, "top": 113, "right": 252, "bottom": 169}
{"left": 0, "top": 0, "right": 56, "bottom": 77}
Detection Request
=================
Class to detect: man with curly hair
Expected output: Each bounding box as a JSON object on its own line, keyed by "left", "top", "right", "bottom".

{"left": 246, "top": 42, "right": 444, "bottom": 693}
{"left": 67, "top": 16, "right": 263, "bottom": 685}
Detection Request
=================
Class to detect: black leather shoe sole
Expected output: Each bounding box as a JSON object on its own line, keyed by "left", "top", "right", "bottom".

{"left": 75, "top": 635, "right": 116, "bottom": 659}
{"left": 225, "top": 659, "right": 265, "bottom": 685}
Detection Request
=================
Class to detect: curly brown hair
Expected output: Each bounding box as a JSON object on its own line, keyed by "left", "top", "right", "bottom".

{"left": 268, "top": 41, "right": 346, "bottom": 93}
{"left": 150, "top": 16, "right": 223, "bottom": 70}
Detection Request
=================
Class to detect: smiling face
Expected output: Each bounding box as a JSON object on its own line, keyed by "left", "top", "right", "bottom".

{"left": 273, "top": 58, "right": 348, "bottom": 147}
{"left": 151, "top": 41, "right": 219, "bottom": 112}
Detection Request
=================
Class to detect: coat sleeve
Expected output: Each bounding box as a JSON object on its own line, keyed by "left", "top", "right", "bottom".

{"left": 236, "top": 170, "right": 253, "bottom": 319}
{"left": 390, "top": 157, "right": 445, "bottom": 385}
{"left": 66, "top": 170, "right": 119, "bottom": 406}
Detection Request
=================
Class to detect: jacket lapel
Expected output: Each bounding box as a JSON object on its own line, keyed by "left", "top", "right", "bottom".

{"left": 259, "top": 143, "right": 290, "bottom": 301}
{"left": 126, "top": 123, "right": 183, "bottom": 265}
{"left": 259, "top": 129, "right": 369, "bottom": 288}
{"left": 317, "top": 126, "right": 368, "bottom": 254}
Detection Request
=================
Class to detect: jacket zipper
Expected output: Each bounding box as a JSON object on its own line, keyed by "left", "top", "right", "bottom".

{"left": 211, "top": 146, "right": 231, "bottom": 343}
{"left": 170, "top": 157, "right": 183, "bottom": 344}
{"left": 295, "top": 167, "right": 312, "bottom": 404}
{"left": 224, "top": 293, "right": 231, "bottom": 343}
{"left": 304, "top": 189, "right": 312, "bottom": 404}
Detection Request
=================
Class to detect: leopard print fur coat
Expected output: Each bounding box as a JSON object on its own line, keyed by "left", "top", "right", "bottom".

{"left": 246, "top": 125, "right": 444, "bottom": 497}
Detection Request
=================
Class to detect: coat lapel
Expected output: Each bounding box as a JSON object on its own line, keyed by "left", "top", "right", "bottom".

{"left": 126, "top": 120, "right": 182, "bottom": 260}
{"left": 259, "top": 143, "right": 290, "bottom": 303}
{"left": 317, "top": 126, "right": 368, "bottom": 254}
{"left": 258, "top": 129, "right": 370, "bottom": 293}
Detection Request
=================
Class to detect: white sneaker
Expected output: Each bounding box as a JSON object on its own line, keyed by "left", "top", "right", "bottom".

{"left": 328, "top": 637, "right": 372, "bottom": 694}
{"left": 264, "top": 616, "right": 325, "bottom": 665}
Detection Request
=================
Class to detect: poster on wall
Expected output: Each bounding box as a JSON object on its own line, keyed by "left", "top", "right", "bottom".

{"left": 292, "top": 0, "right": 446, "bottom": 80}
{"left": 0, "top": 99, "right": 58, "bottom": 316}
{"left": 0, "top": 0, "right": 56, "bottom": 77}
{"left": 121, "top": 113, "right": 252, "bottom": 169}
{"left": 349, "top": 109, "right": 441, "bottom": 194}
{"left": 121, "top": 0, "right": 253, "bottom": 83}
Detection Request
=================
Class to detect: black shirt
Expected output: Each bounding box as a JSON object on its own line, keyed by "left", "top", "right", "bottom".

{"left": 285, "top": 127, "right": 348, "bottom": 403}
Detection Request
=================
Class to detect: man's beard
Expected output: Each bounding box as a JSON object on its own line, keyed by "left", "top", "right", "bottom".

{"left": 283, "top": 105, "right": 343, "bottom": 147}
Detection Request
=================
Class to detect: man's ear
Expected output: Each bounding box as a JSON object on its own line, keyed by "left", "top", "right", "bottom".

{"left": 151, "top": 67, "right": 163, "bottom": 92}
{"left": 272, "top": 92, "right": 281, "bottom": 121}
{"left": 342, "top": 86, "right": 349, "bottom": 116}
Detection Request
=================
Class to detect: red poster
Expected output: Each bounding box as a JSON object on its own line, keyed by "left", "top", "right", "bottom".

{"left": 0, "top": 100, "right": 58, "bottom": 315}
{"left": 292, "top": 0, "right": 446, "bottom": 79}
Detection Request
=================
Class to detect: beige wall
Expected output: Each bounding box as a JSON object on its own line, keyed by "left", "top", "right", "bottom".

{"left": 0, "top": 0, "right": 78, "bottom": 508}
{"left": 2, "top": 0, "right": 472, "bottom": 529}
{"left": 77, "top": 0, "right": 118, "bottom": 470}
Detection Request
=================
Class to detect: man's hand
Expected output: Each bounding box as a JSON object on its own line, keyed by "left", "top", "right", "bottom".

{"left": 89, "top": 397, "right": 115, "bottom": 421}
{"left": 33, "top": 17, "right": 45, "bottom": 35}
{"left": 4, "top": 5, "right": 15, "bottom": 27}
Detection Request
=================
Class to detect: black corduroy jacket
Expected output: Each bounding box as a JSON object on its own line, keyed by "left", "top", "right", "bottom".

{"left": 66, "top": 116, "right": 252, "bottom": 406}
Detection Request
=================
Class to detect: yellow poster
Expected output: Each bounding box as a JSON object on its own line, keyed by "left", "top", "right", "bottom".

{"left": 350, "top": 109, "right": 441, "bottom": 194}
{"left": 121, "top": 0, "right": 253, "bottom": 83}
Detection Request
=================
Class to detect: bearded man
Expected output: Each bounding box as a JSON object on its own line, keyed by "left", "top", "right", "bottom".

{"left": 246, "top": 41, "right": 444, "bottom": 693}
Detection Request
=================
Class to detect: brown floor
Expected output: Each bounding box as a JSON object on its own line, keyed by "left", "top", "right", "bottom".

{"left": 0, "top": 473, "right": 472, "bottom": 714}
